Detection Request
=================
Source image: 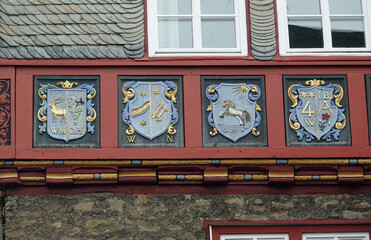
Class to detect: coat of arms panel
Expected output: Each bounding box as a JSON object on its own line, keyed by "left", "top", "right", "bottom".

{"left": 118, "top": 76, "right": 184, "bottom": 148}
{"left": 33, "top": 76, "right": 100, "bottom": 148}
{"left": 366, "top": 75, "right": 371, "bottom": 145}
{"left": 284, "top": 75, "right": 351, "bottom": 146}
{"left": 201, "top": 76, "right": 267, "bottom": 147}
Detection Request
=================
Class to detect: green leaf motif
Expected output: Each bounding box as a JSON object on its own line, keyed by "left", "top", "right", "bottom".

{"left": 67, "top": 96, "right": 83, "bottom": 125}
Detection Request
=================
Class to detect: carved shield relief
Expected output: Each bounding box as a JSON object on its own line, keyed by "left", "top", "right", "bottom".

{"left": 119, "top": 76, "right": 184, "bottom": 148}
{"left": 34, "top": 76, "right": 99, "bottom": 148}
{"left": 46, "top": 89, "right": 87, "bottom": 142}
{"left": 206, "top": 83, "right": 260, "bottom": 142}
{"left": 201, "top": 76, "right": 267, "bottom": 147}
{"left": 122, "top": 81, "right": 178, "bottom": 140}
{"left": 284, "top": 76, "right": 350, "bottom": 146}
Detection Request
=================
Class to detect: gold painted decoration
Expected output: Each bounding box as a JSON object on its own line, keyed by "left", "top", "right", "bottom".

{"left": 207, "top": 100, "right": 213, "bottom": 112}
{"left": 86, "top": 108, "right": 96, "bottom": 122}
{"left": 288, "top": 84, "right": 299, "bottom": 107}
{"left": 255, "top": 101, "right": 262, "bottom": 111}
{"left": 252, "top": 127, "right": 260, "bottom": 136}
{"left": 122, "top": 84, "right": 135, "bottom": 103}
{"left": 37, "top": 107, "right": 47, "bottom": 122}
{"left": 87, "top": 88, "right": 96, "bottom": 100}
{"left": 165, "top": 84, "right": 177, "bottom": 103}
{"left": 289, "top": 113, "right": 301, "bottom": 130}
{"left": 335, "top": 112, "right": 346, "bottom": 130}
{"left": 125, "top": 124, "right": 135, "bottom": 135}
{"left": 57, "top": 80, "right": 78, "bottom": 89}
{"left": 305, "top": 79, "right": 325, "bottom": 87}
{"left": 332, "top": 84, "right": 343, "bottom": 107}
{"left": 209, "top": 126, "right": 218, "bottom": 136}
{"left": 167, "top": 123, "right": 176, "bottom": 135}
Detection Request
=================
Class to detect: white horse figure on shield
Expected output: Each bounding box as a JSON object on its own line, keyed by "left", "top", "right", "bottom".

{"left": 220, "top": 100, "right": 250, "bottom": 126}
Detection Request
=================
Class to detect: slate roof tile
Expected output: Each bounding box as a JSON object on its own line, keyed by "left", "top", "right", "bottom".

{"left": 16, "top": 46, "right": 33, "bottom": 58}
{"left": 13, "top": 36, "right": 28, "bottom": 45}
{"left": 7, "top": 46, "right": 23, "bottom": 58}
{"left": 78, "top": 45, "right": 96, "bottom": 58}
{"left": 52, "top": 46, "right": 70, "bottom": 58}
{"left": 62, "top": 45, "right": 79, "bottom": 57}
{"left": 90, "top": 34, "right": 105, "bottom": 45}
{"left": 98, "top": 34, "right": 116, "bottom": 44}
{"left": 78, "top": 35, "right": 96, "bottom": 45}
{"left": 37, "top": 5, "right": 53, "bottom": 14}
{"left": 45, "top": 46, "right": 61, "bottom": 58}
{"left": 47, "top": 35, "right": 63, "bottom": 45}
{"left": 37, "top": 35, "right": 55, "bottom": 45}
{"left": 26, "top": 46, "right": 43, "bottom": 58}
{"left": 21, "top": 36, "right": 34, "bottom": 45}
{"left": 30, "top": 35, "right": 47, "bottom": 46}
{"left": 57, "top": 35, "right": 75, "bottom": 45}
{"left": 0, "top": 0, "right": 144, "bottom": 59}
{"left": 0, "top": 48, "right": 12, "bottom": 58}
{"left": 85, "top": 45, "right": 102, "bottom": 58}
{"left": 250, "top": 0, "right": 276, "bottom": 61}
{"left": 86, "top": 25, "right": 102, "bottom": 34}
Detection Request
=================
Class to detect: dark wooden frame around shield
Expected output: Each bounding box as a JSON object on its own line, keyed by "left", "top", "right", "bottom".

{"left": 283, "top": 75, "right": 351, "bottom": 147}
{"left": 33, "top": 75, "right": 100, "bottom": 148}
{"left": 201, "top": 75, "right": 267, "bottom": 148}
{"left": 118, "top": 76, "right": 184, "bottom": 148}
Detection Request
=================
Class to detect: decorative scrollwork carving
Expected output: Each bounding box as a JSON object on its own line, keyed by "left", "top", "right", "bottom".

{"left": 167, "top": 123, "right": 176, "bottom": 135}
{"left": 165, "top": 84, "right": 177, "bottom": 103}
{"left": 126, "top": 124, "right": 135, "bottom": 135}
{"left": 209, "top": 127, "right": 218, "bottom": 136}
{"left": 0, "top": 80, "right": 11, "bottom": 145}
{"left": 57, "top": 80, "right": 78, "bottom": 89}
{"left": 288, "top": 84, "right": 299, "bottom": 107}
{"left": 122, "top": 84, "right": 135, "bottom": 104}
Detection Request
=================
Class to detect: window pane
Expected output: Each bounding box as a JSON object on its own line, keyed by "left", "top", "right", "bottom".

{"left": 201, "top": 19, "right": 236, "bottom": 48}
{"left": 331, "top": 19, "right": 365, "bottom": 47}
{"left": 288, "top": 18, "right": 323, "bottom": 48}
{"left": 158, "top": 0, "right": 192, "bottom": 15}
{"left": 201, "top": 0, "right": 234, "bottom": 14}
{"left": 287, "top": 0, "right": 320, "bottom": 15}
{"left": 158, "top": 18, "right": 193, "bottom": 48}
{"left": 329, "top": 0, "right": 362, "bottom": 14}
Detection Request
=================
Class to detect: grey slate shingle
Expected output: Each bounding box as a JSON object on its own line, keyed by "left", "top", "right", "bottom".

{"left": 250, "top": 0, "right": 277, "bottom": 61}
{"left": 0, "top": 0, "right": 144, "bottom": 59}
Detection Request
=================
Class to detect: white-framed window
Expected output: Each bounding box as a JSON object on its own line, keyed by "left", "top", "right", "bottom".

{"left": 147, "top": 0, "right": 248, "bottom": 57}
{"left": 220, "top": 233, "right": 289, "bottom": 240}
{"left": 277, "top": 0, "right": 371, "bottom": 56}
{"left": 216, "top": 232, "right": 370, "bottom": 240}
{"left": 303, "top": 232, "right": 370, "bottom": 240}
{"left": 208, "top": 222, "right": 371, "bottom": 240}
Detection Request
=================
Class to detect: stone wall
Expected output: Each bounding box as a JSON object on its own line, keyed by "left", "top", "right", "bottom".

{"left": 5, "top": 193, "right": 371, "bottom": 240}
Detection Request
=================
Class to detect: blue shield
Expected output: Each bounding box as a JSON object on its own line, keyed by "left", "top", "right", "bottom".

{"left": 296, "top": 86, "right": 338, "bottom": 140}
{"left": 211, "top": 84, "right": 256, "bottom": 142}
{"left": 47, "top": 89, "right": 87, "bottom": 142}
{"left": 125, "top": 82, "right": 174, "bottom": 140}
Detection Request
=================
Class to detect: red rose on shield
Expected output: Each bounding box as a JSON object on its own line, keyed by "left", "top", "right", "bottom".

{"left": 322, "top": 113, "right": 330, "bottom": 121}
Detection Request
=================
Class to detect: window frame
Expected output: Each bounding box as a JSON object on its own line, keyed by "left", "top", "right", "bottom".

{"left": 276, "top": 0, "right": 371, "bottom": 56}
{"left": 207, "top": 220, "right": 371, "bottom": 240}
{"left": 147, "top": 0, "right": 248, "bottom": 57}
{"left": 302, "top": 232, "right": 370, "bottom": 240}
{"left": 220, "top": 233, "right": 289, "bottom": 240}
